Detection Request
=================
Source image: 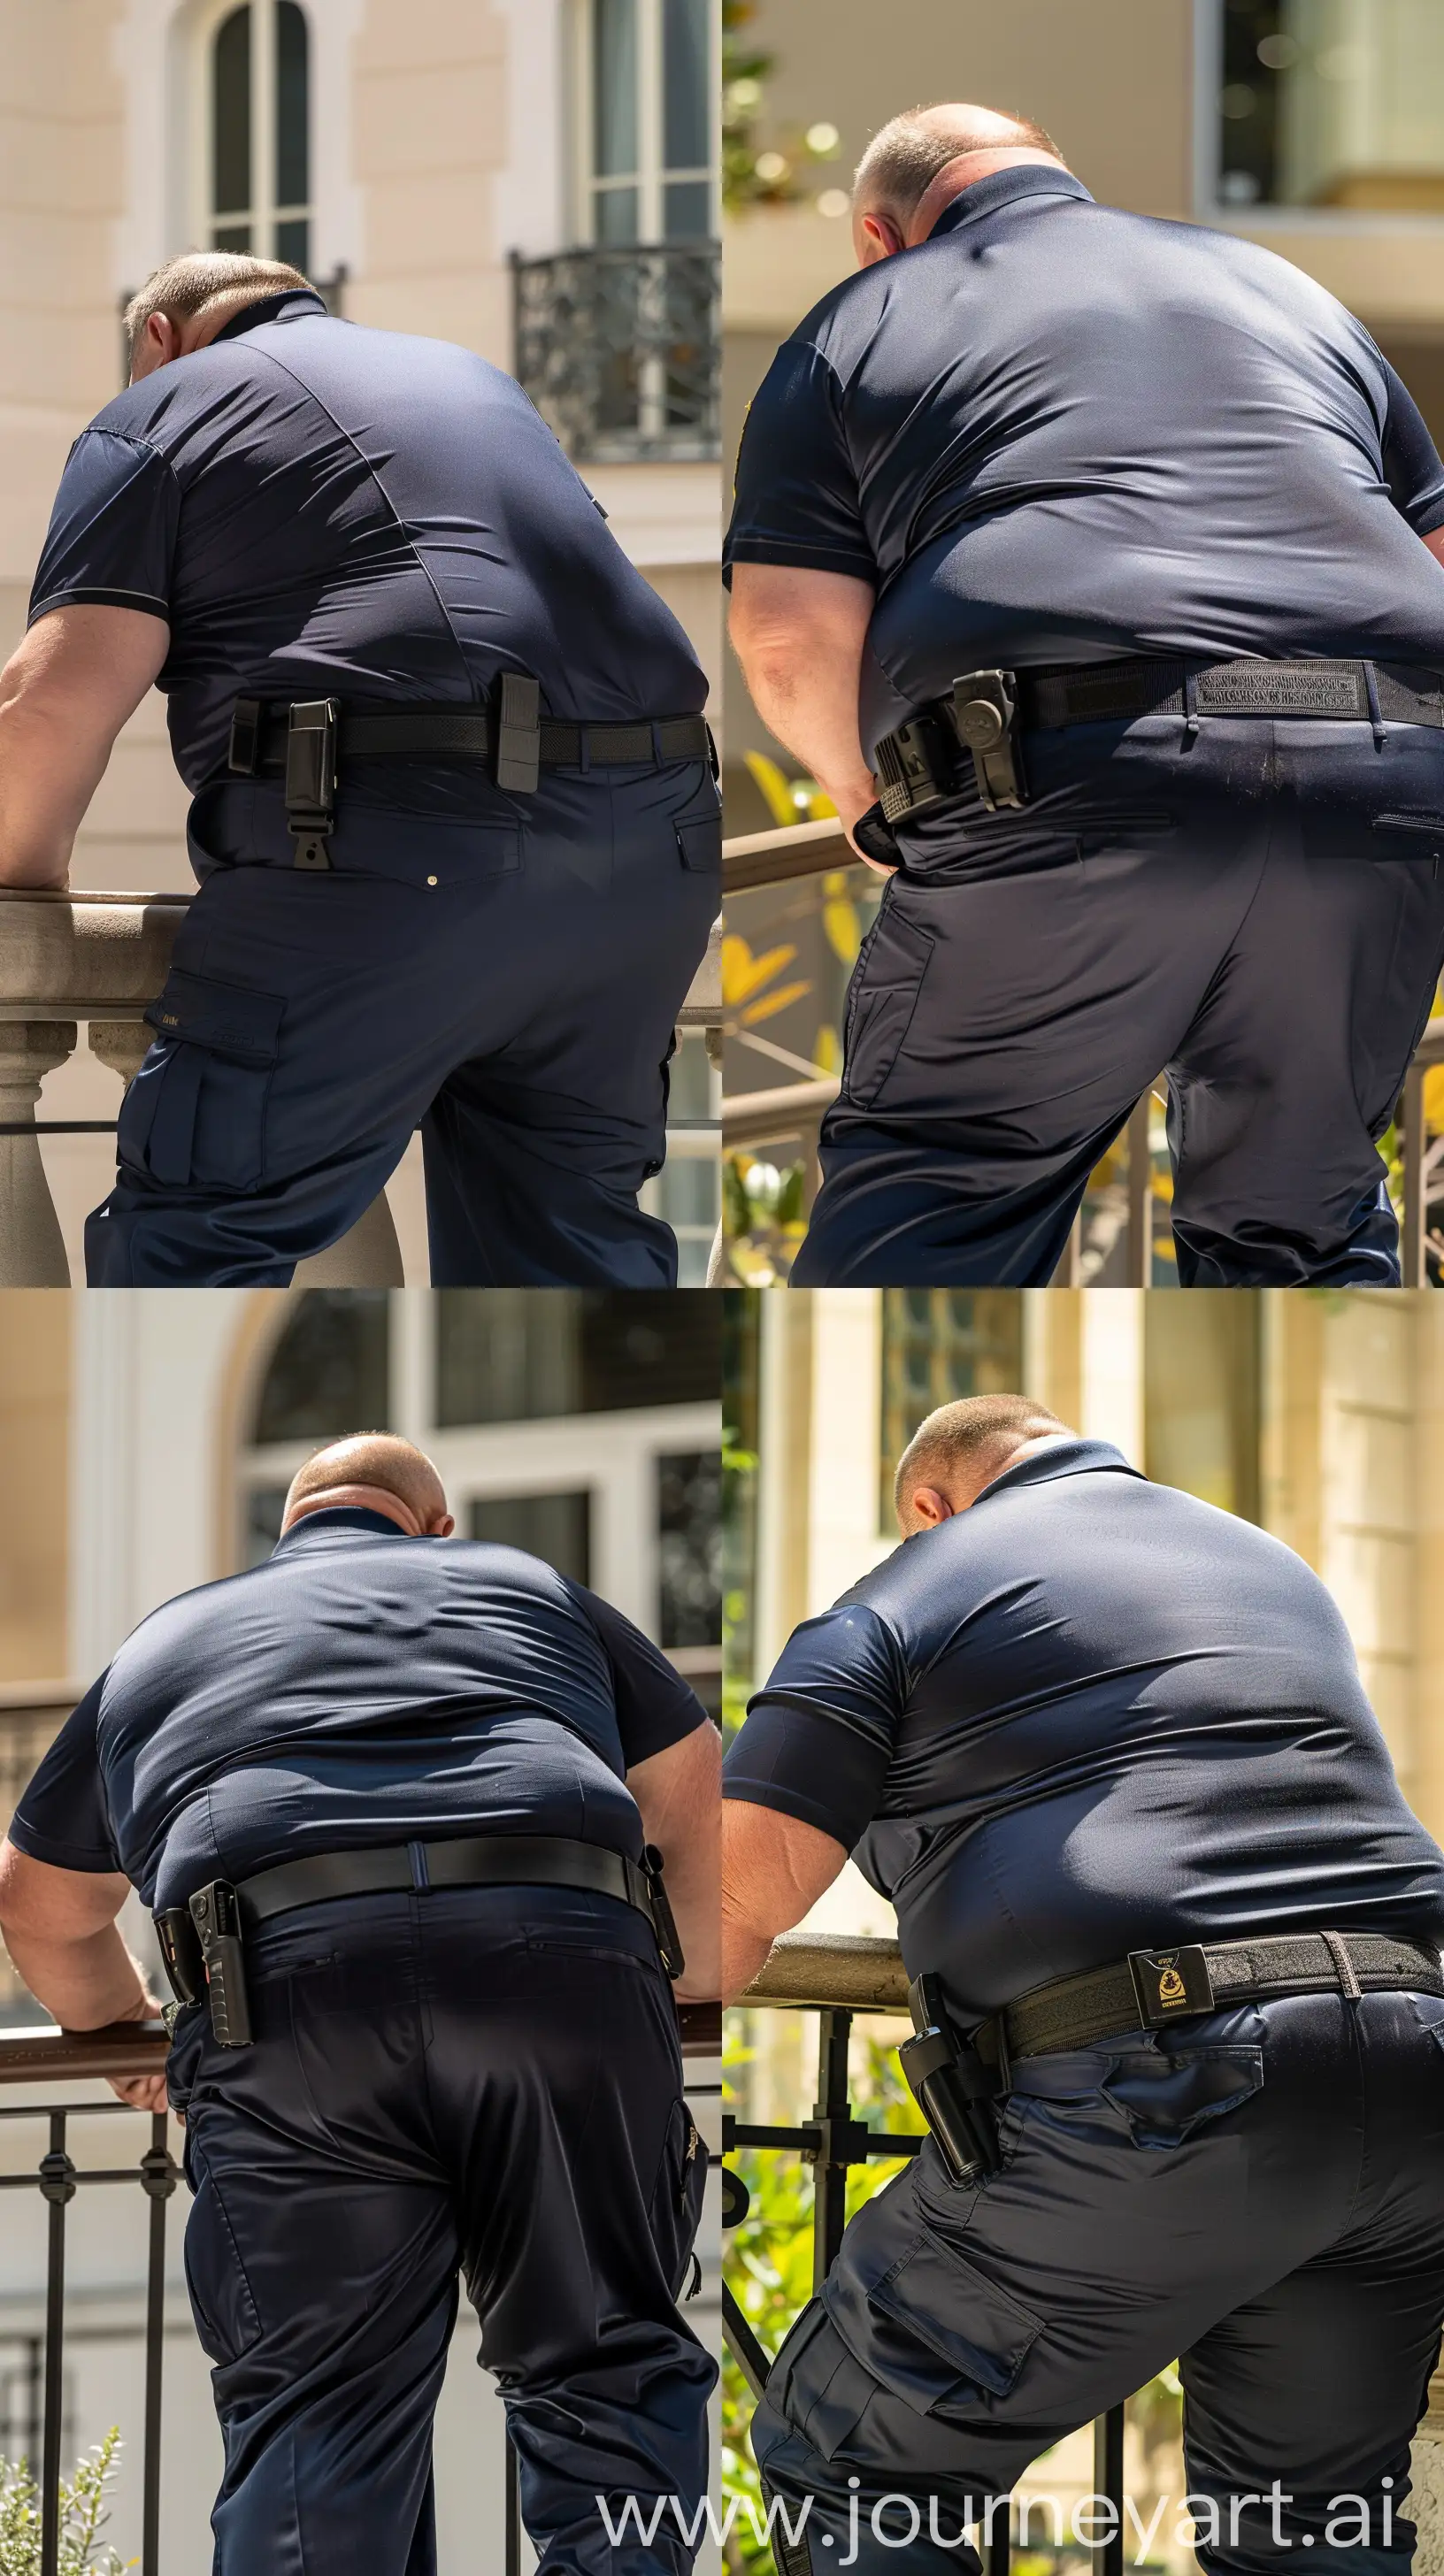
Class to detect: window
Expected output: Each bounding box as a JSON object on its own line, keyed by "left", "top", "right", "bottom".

{"left": 469, "top": 1491, "right": 592, "bottom": 1585}
{"left": 210, "top": 1, "right": 312, "bottom": 269}
{"left": 879, "top": 1292, "right": 1025, "bottom": 1530}
{"left": 434, "top": 1290, "right": 720, "bottom": 1427}
{"left": 1144, "top": 1295, "right": 1262, "bottom": 1519}
{"left": 583, "top": 0, "right": 717, "bottom": 242}
{"left": 234, "top": 1294, "right": 718, "bottom": 1682}
{"left": 1214, "top": 0, "right": 1444, "bottom": 211}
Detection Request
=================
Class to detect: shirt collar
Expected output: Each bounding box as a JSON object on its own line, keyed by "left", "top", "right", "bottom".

{"left": 926, "top": 164, "right": 1095, "bottom": 241}
{"left": 272, "top": 1506, "right": 414, "bottom": 1550}
{"left": 973, "top": 1436, "right": 1144, "bottom": 1506}
{"left": 211, "top": 288, "right": 329, "bottom": 343}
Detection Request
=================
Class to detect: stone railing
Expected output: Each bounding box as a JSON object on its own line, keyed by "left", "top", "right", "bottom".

{"left": 0, "top": 892, "right": 721, "bottom": 1286}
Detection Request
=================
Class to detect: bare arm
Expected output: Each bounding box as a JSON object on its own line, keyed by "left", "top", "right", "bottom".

{"left": 0, "top": 1842, "right": 165, "bottom": 2110}
{"left": 728, "top": 564, "right": 883, "bottom": 860}
{"left": 0, "top": 604, "right": 169, "bottom": 889}
{"left": 626, "top": 1720, "right": 721, "bottom": 2002}
{"left": 720, "top": 1799, "right": 849, "bottom": 2005}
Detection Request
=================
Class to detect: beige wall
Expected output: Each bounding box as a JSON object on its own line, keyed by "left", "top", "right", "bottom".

{"left": 0, "top": 1294, "right": 70, "bottom": 1685}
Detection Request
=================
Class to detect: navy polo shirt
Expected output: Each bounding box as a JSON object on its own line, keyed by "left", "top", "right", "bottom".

{"left": 9, "top": 1507, "right": 710, "bottom": 1912}
{"left": 724, "top": 1439, "right": 1444, "bottom": 2017}
{"left": 28, "top": 291, "right": 706, "bottom": 793}
{"left": 724, "top": 166, "right": 1444, "bottom": 758}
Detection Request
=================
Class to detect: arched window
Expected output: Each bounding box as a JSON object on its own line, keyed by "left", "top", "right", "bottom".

{"left": 210, "top": 0, "right": 311, "bottom": 271}
{"left": 235, "top": 1293, "right": 721, "bottom": 1706}
{"left": 584, "top": 0, "right": 716, "bottom": 242}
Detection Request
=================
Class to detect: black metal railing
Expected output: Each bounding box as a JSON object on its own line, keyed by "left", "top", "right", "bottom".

{"left": 721, "top": 818, "right": 1444, "bottom": 1285}
{"left": 724, "top": 1935, "right": 1129, "bottom": 2576}
{"left": 0, "top": 2005, "right": 719, "bottom": 2576}
{"left": 511, "top": 243, "right": 720, "bottom": 463}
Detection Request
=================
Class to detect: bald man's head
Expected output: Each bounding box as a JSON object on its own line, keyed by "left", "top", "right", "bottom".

{"left": 853, "top": 103, "right": 1067, "bottom": 263}
{"left": 281, "top": 1436, "right": 454, "bottom": 1540}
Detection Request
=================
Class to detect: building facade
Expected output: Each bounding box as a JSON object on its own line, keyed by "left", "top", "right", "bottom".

{"left": 3, "top": 0, "right": 722, "bottom": 1280}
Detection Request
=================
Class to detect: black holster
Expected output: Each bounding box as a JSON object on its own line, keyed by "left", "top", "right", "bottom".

{"left": 188, "top": 1881, "right": 253, "bottom": 2048}
{"left": 898, "top": 1973, "right": 1002, "bottom": 2186}
{"left": 641, "top": 1844, "right": 686, "bottom": 1982}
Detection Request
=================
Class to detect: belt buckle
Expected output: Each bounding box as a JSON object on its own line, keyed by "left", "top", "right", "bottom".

{"left": 1127, "top": 1944, "right": 1215, "bottom": 2028}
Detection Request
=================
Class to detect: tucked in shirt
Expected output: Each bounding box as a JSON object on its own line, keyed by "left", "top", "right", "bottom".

{"left": 11, "top": 1508, "right": 710, "bottom": 1911}
{"left": 724, "top": 167, "right": 1444, "bottom": 759}
{"left": 30, "top": 291, "right": 706, "bottom": 795}
{"left": 724, "top": 1439, "right": 1444, "bottom": 2018}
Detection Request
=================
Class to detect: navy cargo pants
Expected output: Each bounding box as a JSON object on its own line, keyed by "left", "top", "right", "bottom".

{"left": 85, "top": 758, "right": 719, "bottom": 1286}
{"left": 792, "top": 712, "right": 1444, "bottom": 1285}
{"left": 164, "top": 1884, "right": 714, "bottom": 2576}
{"left": 750, "top": 1990, "right": 1444, "bottom": 2575}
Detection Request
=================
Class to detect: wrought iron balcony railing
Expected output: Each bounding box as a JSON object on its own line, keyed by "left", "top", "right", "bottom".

{"left": 511, "top": 243, "right": 720, "bottom": 464}
{"left": 0, "top": 891, "right": 720, "bottom": 1286}
{"left": 0, "top": 2002, "right": 719, "bottom": 2576}
{"left": 721, "top": 818, "right": 1444, "bottom": 1286}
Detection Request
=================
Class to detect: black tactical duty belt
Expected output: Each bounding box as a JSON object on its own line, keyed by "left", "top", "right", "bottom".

{"left": 872, "top": 654, "right": 1444, "bottom": 826}
{"left": 228, "top": 696, "right": 713, "bottom": 782}
{"left": 974, "top": 1928, "right": 1444, "bottom": 2071}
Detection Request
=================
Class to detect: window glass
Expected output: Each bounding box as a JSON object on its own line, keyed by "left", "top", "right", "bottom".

{"left": 213, "top": 3, "right": 252, "bottom": 228}
{"left": 1144, "top": 1295, "right": 1262, "bottom": 1519}
{"left": 251, "top": 1291, "right": 391, "bottom": 1445}
{"left": 275, "top": 1, "right": 309, "bottom": 211}
{"left": 664, "top": 179, "right": 711, "bottom": 238}
{"left": 879, "top": 1291, "right": 1025, "bottom": 1529}
{"left": 662, "top": 0, "right": 709, "bottom": 172}
{"left": 1219, "top": 0, "right": 1444, "bottom": 210}
{"left": 595, "top": 185, "right": 641, "bottom": 242}
{"left": 657, "top": 1450, "right": 722, "bottom": 1649}
{"left": 244, "top": 1486, "right": 288, "bottom": 1568}
{"left": 595, "top": 0, "right": 640, "bottom": 177}
{"left": 468, "top": 1491, "right": 592, "bottom": 1585}
{"left": 435, "top": 1291, "right": 719, "bottom": 1426}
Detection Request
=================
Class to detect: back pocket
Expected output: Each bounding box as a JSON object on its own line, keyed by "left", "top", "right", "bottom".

{"left": 121, "top": 969, "right": 284, "bottom": 1190}
{"left": 842, "top": 905, "right": 935, "bottom": 1109}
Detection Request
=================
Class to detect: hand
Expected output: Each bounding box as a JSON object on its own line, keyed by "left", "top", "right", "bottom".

{"left": 105, "top": 1991, "right": 169, "bottom": 2113}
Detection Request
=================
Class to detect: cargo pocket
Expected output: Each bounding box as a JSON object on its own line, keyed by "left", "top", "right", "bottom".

{"left": 841, "top": 904, "right": 935, "bottom": 1110}
{"left": 183, "top": 2134, "right": 263, "bottom": 2365}
{"left": 676, "top": 801, "right": 722, "bottom": 874}
{"left": 120, "top": 970, "right": 285, "bottom": 1191}
{"left": 649, "top": 2096, "right": 709, "bottom": 2300}
{"left": 860, "top": 2235, "right": 1043, "bottom": 2419}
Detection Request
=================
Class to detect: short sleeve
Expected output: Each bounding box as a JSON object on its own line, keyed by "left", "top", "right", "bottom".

{"left": 567, "top": 1584, "right": 712, "bottom": 1767}
{"left": 6, "top": 1677, "right": 123, "bottom": 1875}
{"left": 723, "top": 339, "right": 875, "bottom": 587}
{"left": 1379, "top": 362, "right": 1444, "bottom": 536}
{"left": 723, "top": 1599, "right": 909, "bottom": 1850}
{"left": 27, "top": 429, "right": 180, "bottom": 627}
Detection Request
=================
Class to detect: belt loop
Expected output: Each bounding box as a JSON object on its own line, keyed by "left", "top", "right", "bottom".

{"left": 1363, "top": 659, "right": 1386, "bottom": 752}
{"left": 1320, "top": 1929, "right": 1362, "bottom": 2000}
{"left": 407, "top": 1839, "right": 430, "bottom": 1891}
{"left": 1183, "top": 665, "right": 1200, "bottom": 744}
{"left": 578, "top": 725, "right": 590, "bottom": 776}
{"left": 650, "top": 720, "right": 664, "bottom": 768}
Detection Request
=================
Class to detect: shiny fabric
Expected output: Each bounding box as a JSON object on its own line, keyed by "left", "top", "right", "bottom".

{"left": 790, "top": 715, "right": 1444, "bottom": 1287}
{"left": 9, "top": 1509, "right": 707, "bottom": 1911}
{"left": 722, "top": 166, "right": 1444, "bottom": 757}
{"left": 30, "top": 294, "right": 707, "bottom": 786}
{"left": 752, "top": 1990, "right": 1444, "bottom": 2575}
{"left": 81, "top": 762, "right": 719, "bottom": 1286}
{"left": 723, "top": 1441, "right": 1444, "bottom": 2020}
{"left": 165, "top": 1884, "right": 715, "bottom": 2576}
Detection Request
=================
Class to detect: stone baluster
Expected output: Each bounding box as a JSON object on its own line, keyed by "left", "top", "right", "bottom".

{"left": 0, "top": 1021, "right": 77, "bottom": 1285}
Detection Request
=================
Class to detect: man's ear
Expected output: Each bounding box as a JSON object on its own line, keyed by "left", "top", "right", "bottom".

{"left": 905, "top": 1485, "right": 953, "bottom": 1529}
{"left": 857, "top": 209, "right": 905, "bottom": 265}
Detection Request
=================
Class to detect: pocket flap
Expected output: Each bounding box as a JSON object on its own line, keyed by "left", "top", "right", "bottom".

{"left": 677, "top": 810, "right": 722, "bottom": 873}
{"left": 146, "top": 970, "right": 284, "bottom": 1065}
{"left": 864, "top": 2238, "right": 1042, "bottom": 2404}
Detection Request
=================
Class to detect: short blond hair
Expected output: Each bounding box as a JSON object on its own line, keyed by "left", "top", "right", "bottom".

{"left": 123, "top": 251, "right": 313, "bottom": 366}
{"left": 854, "top": 105, "right": 1065, "bottom": 226}
{"left": 894, "top": 1393, "right": 1065, "bottom": 1519}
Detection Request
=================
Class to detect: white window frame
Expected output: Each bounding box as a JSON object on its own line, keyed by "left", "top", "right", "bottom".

{"left": 571, "top": 0, "right": 718, "bottom": 244}
{"left": 1194, "top": 0, "right": 1444, "bottom": 234}
{"left": 233, "top": 1294, "right": 720, "bottom": 1674}
{"left": 188, "top": 0, "right": 313, "bottom": 264}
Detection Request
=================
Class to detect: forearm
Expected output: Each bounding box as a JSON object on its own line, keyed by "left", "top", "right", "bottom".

{"left": 720, "top": 1883, "right": 777, "bottom": 2006}
{"left": 1, "top": 1918, "right": 153, "bottom": 2029}
{"left": 0, "top": 694, "right": 101, "bottom": 889}
{"left": 739, "top": 648, "right": 876, "bottom": 825}
{"left": 665, "top": 1840, "right": 720, "bottom": 2002}
{"left": 719, "top": 1799, "right": 849, "bottom": 2005}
